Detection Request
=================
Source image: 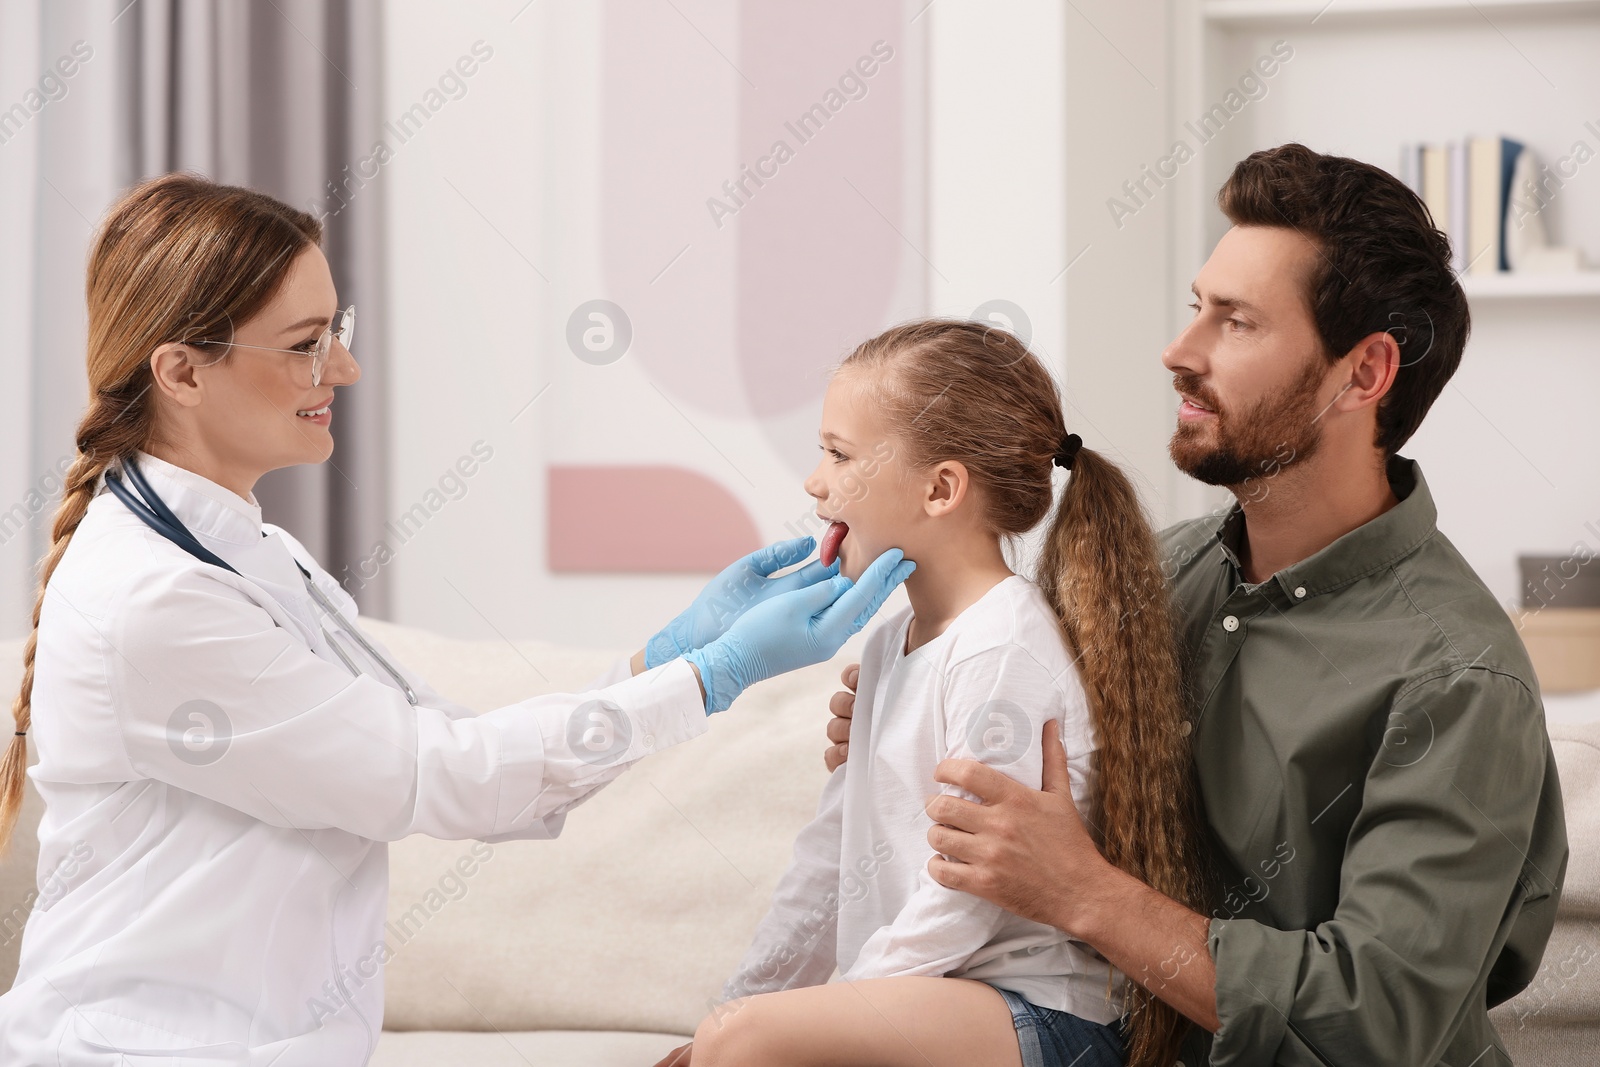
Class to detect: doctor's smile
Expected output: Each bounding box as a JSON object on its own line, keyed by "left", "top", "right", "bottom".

{"left": 0, "top": 14, "right": 1579, "bottom": 1067}
{"left": 295, "top": 398, "right": 334, "bottom": 424}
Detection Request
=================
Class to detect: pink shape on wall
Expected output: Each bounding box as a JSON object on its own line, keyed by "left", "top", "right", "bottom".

{"left": 548, "top": 465, "right": 762, "bottom": 573}
{"left": 735, "top": 1, "right": 906, "bottom": 417}
{"left": 600, "top": 0, "right": 911, "bottom": 423}
{"left": 601, "top": 0, "right": 745, "bottom": 417}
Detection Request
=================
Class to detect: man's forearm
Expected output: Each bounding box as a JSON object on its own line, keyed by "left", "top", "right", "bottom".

{"left": 1073, "top": 862, "right": 1220, "bottom": 1032}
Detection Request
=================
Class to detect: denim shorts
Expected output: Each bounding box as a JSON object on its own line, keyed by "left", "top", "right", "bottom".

{"left": 997, "top": 988, "right": 1127, "bottom": 1067}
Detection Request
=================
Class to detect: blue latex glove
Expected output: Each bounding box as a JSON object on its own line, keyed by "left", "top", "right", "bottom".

{"left": 645, "top": 535, "right": 839, "bottom": 669}
{"left": 684, "top": 548, "right": 916, "bottom": 713}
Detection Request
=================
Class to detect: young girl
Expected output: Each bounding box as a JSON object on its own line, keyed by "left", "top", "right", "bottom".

{"left": 657, "top": 321, "right": 1209, "bottom": 1067}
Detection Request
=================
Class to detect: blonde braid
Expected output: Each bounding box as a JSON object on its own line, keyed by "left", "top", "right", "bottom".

{"left": 0, "top": 377, "right": 154, "bottom": 856}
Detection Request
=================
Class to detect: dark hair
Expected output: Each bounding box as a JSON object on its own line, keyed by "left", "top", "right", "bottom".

{"left": 1218, "top": 142, "right": 1470, "bottom": 454}
{"left": 843, "top": 321, "right": 1210, "bottom": 1067}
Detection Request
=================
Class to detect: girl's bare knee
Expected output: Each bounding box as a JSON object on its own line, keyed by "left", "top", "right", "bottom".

{"left": 691, "top": 998, "right": 765, "bottom": 1067}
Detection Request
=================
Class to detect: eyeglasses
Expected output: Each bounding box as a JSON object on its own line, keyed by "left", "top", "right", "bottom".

{"left": 187, "top": 306, "right": 355, "bottom": 387}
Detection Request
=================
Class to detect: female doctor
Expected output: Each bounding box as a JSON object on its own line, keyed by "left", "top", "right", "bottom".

{"left": 0, "top": 173, "right": 914, "bottom": 1065}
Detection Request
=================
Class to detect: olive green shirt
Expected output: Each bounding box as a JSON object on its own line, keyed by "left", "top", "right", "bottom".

{"left": 1165, "top": 457, "right": 1568, "bottom": 1066}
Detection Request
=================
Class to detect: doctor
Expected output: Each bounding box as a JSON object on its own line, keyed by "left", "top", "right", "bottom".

{"left": 0, "top": 173, "right": 914, "bottom": 1065}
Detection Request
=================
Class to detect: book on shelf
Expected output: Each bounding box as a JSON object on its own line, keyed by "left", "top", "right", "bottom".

{"left": 1447, "top": 141, "right": 1468, "bottom": 274}
{"left": 1468, "top": 136, "right": 1514, "bottom": 275}
{"left": 1418, "top": 143, "right": 1449, "bottom": 261}
{"left": 1399, "top": 136, "right": 1587, "bottom": 277}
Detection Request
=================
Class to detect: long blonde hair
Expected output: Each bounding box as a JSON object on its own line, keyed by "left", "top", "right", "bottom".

{"left": 0, "top": 173, "right": 322, "bottom": 856}
{"left": 843, "top": 320, "right": 1210, "bottom": 1067}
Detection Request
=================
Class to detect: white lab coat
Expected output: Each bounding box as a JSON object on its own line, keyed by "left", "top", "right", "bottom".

{"left": 0, "top": 451, "right": 709, "bottom": 1065}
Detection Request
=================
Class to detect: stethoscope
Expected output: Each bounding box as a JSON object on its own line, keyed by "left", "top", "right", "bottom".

{"left": 104, "top": 455, "right": 419, "bottom": 706}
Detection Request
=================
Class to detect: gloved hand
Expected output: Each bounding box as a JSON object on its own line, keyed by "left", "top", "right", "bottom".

{"left": 684, "top": 548, "right": 915, "bottom": 713}
{"left": 645, "top": 536, "right": 838, "bottom": 669}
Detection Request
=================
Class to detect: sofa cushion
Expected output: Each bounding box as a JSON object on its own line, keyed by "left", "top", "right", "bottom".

{"left": 369, "top": 1028, "right": 687, "bottom": 1066}
{"left": 1489, "top": 713, "right": 1600, "bottom": 1062}
{"left": 0, "top": 731, "right": 40, "bottom": 991}
{"left": 361, "top": 620, "right": 849, "bottom": 1037}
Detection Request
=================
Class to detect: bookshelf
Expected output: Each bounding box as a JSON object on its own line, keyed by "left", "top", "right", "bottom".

{"left": 1170, "top": 0, "right": 1600, "bottom": 611}
{"left": 1460, "top": 272, "right": 1600, "bottom": 299}
{"left": 1202, "top": 0, "right": 1600, "bottom": 26}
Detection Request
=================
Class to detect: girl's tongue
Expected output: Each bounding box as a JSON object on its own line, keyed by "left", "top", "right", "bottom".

{"left": 820, "top": 520, "right": 849, "bottom": 567}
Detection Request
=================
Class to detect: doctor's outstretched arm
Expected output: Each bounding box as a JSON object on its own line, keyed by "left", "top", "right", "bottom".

{"left": 97, "top": 547, "right": 911, "bottom": 845}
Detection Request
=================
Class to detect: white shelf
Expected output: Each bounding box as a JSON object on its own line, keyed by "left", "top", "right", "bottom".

{"left": 1459, "top": 272, "right": 1600, "bottom": 298}
{"left": 1202, "top": 0, "right": 1600, "bottom": 26}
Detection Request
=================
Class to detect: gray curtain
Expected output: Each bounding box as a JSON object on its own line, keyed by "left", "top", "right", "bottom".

{"left": 28, "top": 0, "right": 389, "bottom": 615}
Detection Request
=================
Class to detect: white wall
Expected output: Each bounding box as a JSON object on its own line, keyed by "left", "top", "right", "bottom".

{"left": 382, "top": 2, "right": 556, "bottom": 642}
{"left": 1059, "top": 0, "right": 1191, "bottom": 528}
{"left": 927, "top": 0, "right": 1067, "bottom": 575}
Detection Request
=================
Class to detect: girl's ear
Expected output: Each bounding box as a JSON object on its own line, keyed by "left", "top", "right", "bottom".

{"left": 924, "top": 459, "right": 971, "bottom": 518}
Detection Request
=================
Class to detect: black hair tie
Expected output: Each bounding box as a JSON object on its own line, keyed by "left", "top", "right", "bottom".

{"left": 1053, "top": 433, "right": 1083, "bottom": 470}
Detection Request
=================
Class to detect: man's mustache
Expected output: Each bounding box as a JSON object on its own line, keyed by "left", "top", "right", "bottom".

{"left": 1173, "top": 374, "right": 1224, "bottom": 417}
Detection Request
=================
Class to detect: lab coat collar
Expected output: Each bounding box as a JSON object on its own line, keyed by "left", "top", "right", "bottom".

{"left": 131, "top": 450, "right": 264, "bottom": 547}
{"left": 125, "top": 451, "right": 317, "bottom": 616}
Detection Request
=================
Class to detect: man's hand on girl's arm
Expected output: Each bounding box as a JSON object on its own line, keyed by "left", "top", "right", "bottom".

{"left": 925, "top": 719, "right": 1220, "bottom": 1032}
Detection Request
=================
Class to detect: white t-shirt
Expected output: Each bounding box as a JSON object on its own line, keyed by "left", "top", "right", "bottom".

{"left": 723, "top": 573, "right": 1127, "bottom": 1024}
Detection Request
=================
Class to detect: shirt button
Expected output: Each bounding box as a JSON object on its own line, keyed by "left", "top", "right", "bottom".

{"left": 1179, "top": 720, "right": 1193, "bottom": 736}
{"left": 1294, "top": 586, "right": 1307, "bottom": 599}
{"left": 1222, "top": 615, "right": 1239, "bottom": 632}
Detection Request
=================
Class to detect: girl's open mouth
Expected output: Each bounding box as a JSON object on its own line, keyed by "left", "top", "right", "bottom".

{"left": 821, "top": 520, "right": 849, "bottom": 567}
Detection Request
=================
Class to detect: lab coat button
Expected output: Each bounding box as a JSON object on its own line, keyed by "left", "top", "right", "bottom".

{"left": 1222, "top": 615, "right": 1239, "bottom": 632}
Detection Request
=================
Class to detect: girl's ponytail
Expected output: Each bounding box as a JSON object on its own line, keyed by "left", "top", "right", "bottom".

{"left": 1037, "top": 445, "right": 1211, "bottom": 1066}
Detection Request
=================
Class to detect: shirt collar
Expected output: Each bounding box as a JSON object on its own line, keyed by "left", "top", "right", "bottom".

{"left": 130, "top": 450, "right": 265, "bottom": 547}
{"left": 1208, "top": 455, "right": 1438, "bottom": 600}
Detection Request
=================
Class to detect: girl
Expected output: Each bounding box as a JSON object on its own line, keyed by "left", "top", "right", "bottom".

{"left": 658, "top": 321, "right": 1209, "bottom": 1067}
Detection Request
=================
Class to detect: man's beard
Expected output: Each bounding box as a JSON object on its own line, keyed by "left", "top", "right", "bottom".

{"left": 1168, "top": 357, "right": 1332, "bottom": 489}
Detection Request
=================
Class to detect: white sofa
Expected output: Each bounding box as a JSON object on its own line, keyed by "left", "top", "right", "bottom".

{"left": 1, "top": 620, "right": 1596, "bottom": 1066}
